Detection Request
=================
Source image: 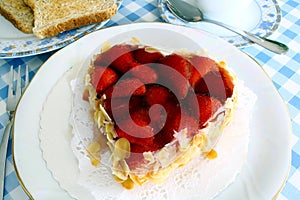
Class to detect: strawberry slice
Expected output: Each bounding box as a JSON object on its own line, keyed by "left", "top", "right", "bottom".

{"left": 156, "top": 108, "right": 199, "bottom": 145}
{"left": 153, "top": 100, "right": 180, "bottom": 147}
{"left": 130, "top": 143, "right": 160, "bottom": 153}
{"left": 144, "top": 85, "right": 170, "bottom": 106}
{"left": 104, "top": 78, "right": 146, "bottom": 99}
{"left": 178, "top": 112, "right": 199, "bottom": 137}
{"left": 148, "top": 104, "right": 167, "bottom": 134}
{"left": 131, "top": 106, "right": 166, "bottom": 136}
{"left": 91, "top": 66, "right": 118, "bottom": 94}
{"left": 116, "top": 125, "right": 154, "bottom": 147}
{"left": 129, "top": 63, "right": 158, "bottom": 84}
{"left": 157, "top": 54, "right": 192, "bottom": 99}
{"left": 130, "top": 108, "right": 151, "bottom": 126}
{"left": 159, "top": 54, "right": 191, "bottom": 78}
{"left": 115, "top": 108, "right": 154, "bottom": 146}
{"left": 219, "top": 67, "right": 234, "bottom": 100}
{"left": 115, "top": 107, "right": 166, "bottom": 170}
{"left": 125, "top": 140, "right": 163, "bottom": 170}
{"left": 93, "top": 53, "right": 105, "bottom": 66}
{"left": 195, "top": 69, "right": 234, "bottom": 102}
{"left": 103, "top": 98, "right": 126, "bottom": 120}
{"left": 95, "top": 44, "right": 136, "bottom": 73}
{"left": 134, "top": 47, "right": 164, "bottom": 64}
{"left": 189, "top": 55, "right": 218, "bottom": 88}
{"left": 103, "top": 96, "right": 143, "bottom": 121}
{"left": 172, "top": 111, "right": 199, "bottom": 137}
{"left": 188, "top": 94, "right": 222, "bottom": 128}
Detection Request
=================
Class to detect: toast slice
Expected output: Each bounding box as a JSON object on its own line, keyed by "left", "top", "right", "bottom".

{"left": 0, "top": 0, "right": 34, "bottom": 33}
{"left": 24, "top": 0, "right": 118, "bottom": 39}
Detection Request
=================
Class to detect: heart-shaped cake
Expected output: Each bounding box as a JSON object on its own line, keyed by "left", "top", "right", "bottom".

{"left": 83, "top": 40, "right": 237, "bottom": 189}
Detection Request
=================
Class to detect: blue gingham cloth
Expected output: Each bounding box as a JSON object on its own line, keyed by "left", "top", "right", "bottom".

{"left": 0, "top": 0, "right": 299, "bottom": 199}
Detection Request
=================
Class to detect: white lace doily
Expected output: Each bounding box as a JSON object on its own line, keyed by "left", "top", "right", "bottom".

{"left": 69, "top": 71, "right": 257, "bottom": 200}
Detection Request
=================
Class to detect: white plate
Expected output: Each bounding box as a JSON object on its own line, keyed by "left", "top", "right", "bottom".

{"left": 13, "top": 22, "right": 291, "bottom": 199}
{"left": 0, "top": 0, "right": 122, "bottom": 59}
{"left": 158, "top": 0, "right": 281, "bottom": 47}
{"left": 39, "top": 66, "right": 256, "bottom": 200}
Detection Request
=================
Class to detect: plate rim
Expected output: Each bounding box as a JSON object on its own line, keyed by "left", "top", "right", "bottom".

{"left": 12, "top": 22, "right": 291, "bottom": 199}
{"left": 0, "top": 0, "right": 123, "bottom": 59}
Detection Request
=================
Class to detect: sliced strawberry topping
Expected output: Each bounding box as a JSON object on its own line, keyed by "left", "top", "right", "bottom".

{"left": 159, "top": 54, "right": 191, "bottom": 78}
{"left": 189, "top": 55, "right": 218, "bottom": 88}
{"left": 95, "top": 44, "right": 136, "bottom": 73}
{"left": 89, "top": 44, "right": 235, "bottom": 161}
{"left": 195, "top": 69, "right": 234, "bottom": 102}
{"left": 188, "top": 94, "right": 222, "bottom": 128}
{"left": 116, "top": 125, "right": 154, "bottom": 146}
{"left": 153, "top": 101, "right": 180, "bottom": 147}
{"left": 91, "top": 66, "right": 118, "bottom": 94}
{"left": 180, "top": 112, "right": 200, "bottom": 137}
{"left": 93, "top": 53, "right": 105, "bottom": 66}
{"left": 103, "top": 96, "right": 143, "bottom": 121}
{"left": 130, "top": 143, "right": 160, "bottom": 153}
{"left": 104, "top": 78, "right": 146, "bottom": 99}
{"left": 148, "top": 104, "right": 167, "bottom": 134}
{"left": 103, "top": 98, "right": 126, "bottom": 120}
{"left": 134, "top": 47, "right": 164, "bottom": 64}
{"left": 158, "top": 108, "right": 200, "bottom": 143}
{"left": 219, "top": 67, "right": 234, "bottom": 100}
{"left": 130, "top": 108, "right": 151, "bottom": 126}
{"left": 144, "top": 85, "right": 170, "bottom": 106}
{"left": 115, "top": 108, "right": 154, "bottom": 146}
{"left": 129, "top": 63, "right": 158, "bottom": 83}
{"left": 157, "top": 54, "right": 192, "bottom": 99}
{"left": 125, "top": 139, "right": 166, "bottom": 170}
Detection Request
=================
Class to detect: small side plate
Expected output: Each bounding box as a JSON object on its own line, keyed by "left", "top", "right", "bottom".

{"left": 0, "top": 0, "right": 122, "bottom": 59}
{"left": 158, "top": 0, "right": 281, "bottom": 47}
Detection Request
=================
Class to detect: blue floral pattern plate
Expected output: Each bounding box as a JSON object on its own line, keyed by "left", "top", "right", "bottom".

{"left": 0, "top": 0, "right": 122, "bottom": 59}
{"left": 158, "top": 0, "right": 281, "bottom": 47}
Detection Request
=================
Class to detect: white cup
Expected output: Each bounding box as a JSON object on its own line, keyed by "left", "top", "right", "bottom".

{"left": 193, "top": 0, "right": 253, "bottom": 24}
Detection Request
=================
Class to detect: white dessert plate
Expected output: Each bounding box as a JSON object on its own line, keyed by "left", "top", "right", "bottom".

{"left": 12, "top": 22, "right": 291, "bottom": 199}
{"left": 0, "top": 0, "right": 122, "bottom": 59}
{"left": 158, "top": 0, "right": 281, "bottom": 47}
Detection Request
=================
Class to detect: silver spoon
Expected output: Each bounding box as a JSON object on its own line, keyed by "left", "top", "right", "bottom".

{"left": 166, "top": 0, "right": 289, "bottom": 54}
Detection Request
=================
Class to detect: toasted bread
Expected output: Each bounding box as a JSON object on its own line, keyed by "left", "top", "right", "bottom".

{"left": 24, "top": 0, "right": 118, "bottom": 39}
{"left": 0, "top": 0, "right": 34, "bottom": 33}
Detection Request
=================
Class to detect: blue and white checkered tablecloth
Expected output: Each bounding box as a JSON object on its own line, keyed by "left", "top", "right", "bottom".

{"left": 0, "top": 0, "right": 299, "bottom": 199}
